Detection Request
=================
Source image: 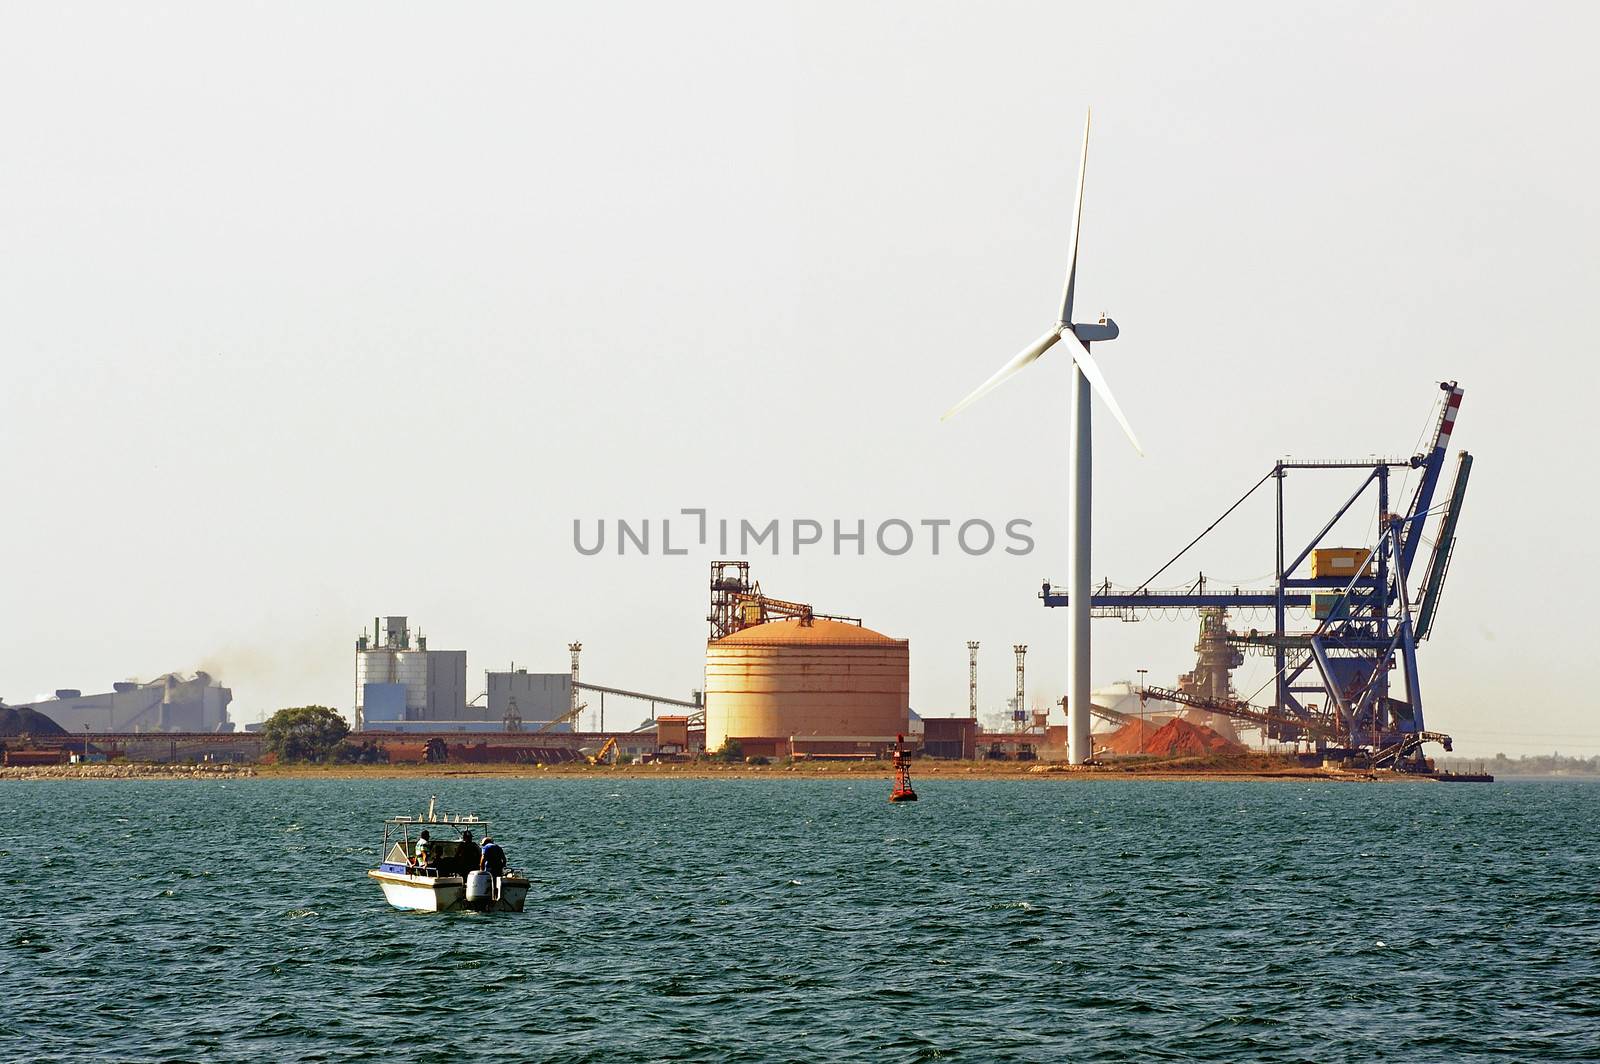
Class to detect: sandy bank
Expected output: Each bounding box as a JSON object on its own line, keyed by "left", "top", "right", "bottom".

{"left": 2, "top": 758, "right": 1457, "bottom": 784}
{"left": 246, "top": 756, "right": 1414, "bottom": 783}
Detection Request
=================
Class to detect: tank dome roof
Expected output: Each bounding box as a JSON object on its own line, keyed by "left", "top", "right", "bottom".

{"left": 711, "top": 617, "right": 904, "bottom": 647}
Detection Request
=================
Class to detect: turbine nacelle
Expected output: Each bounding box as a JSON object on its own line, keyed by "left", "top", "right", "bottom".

{"left": 1065, "top": 316, "right": 1118, "bottom": 344}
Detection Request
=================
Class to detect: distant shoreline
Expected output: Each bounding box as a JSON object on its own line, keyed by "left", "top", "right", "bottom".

{"left": 0, "top": 758, "right": 1500, "bottom": 784}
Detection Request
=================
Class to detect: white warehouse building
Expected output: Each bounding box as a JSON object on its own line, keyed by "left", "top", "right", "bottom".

{"left": 16, "top": 672, "right": 233, "bottom": 733}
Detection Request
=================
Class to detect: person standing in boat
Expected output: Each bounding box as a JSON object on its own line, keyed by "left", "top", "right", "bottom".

{"left": 412, "top": 830, "right": 431, "bottom": 871}
{"left": 458, "top": 830, "right": 481, "bottom": 877}
{"left": 480, "top": 835, "right": 506, "bottom": 880}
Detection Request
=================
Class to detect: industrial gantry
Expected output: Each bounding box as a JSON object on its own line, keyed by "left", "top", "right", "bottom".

{"left": 1042, "top": 382, "right": 1473, "bottom": 767}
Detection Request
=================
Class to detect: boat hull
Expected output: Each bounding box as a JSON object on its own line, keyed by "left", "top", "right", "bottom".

{"left": 369, "top": 869, "right": 529, "bottom": 912}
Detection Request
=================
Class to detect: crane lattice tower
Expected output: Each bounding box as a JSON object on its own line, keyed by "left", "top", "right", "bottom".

{"left": 966, "top": 641, "right": 980, "bottom": 719}
{"left": 1013, "top": 645, "right": 1027, "bottom": 729}
{"left": 568, "top": 642, "right": 582, "bottom": 726}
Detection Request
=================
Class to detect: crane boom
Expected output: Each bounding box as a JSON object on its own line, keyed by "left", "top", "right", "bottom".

{"left": 1415, "top": 451, "right": 1472, "bottom": 641}
{"left": 1398, "top": 383, "right": 1465, "bottom": 581}
{"left": 534, "top": 700, "right": 588, "bottom": 735}
{"left": 1142, "top": 684, "right": 1341, "bottom": 743}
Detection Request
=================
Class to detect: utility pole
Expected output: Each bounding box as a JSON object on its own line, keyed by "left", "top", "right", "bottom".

{"left": 966, "top": 642, "right": 980, "bottom": 720}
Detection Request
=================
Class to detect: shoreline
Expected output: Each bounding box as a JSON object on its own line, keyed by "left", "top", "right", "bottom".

{"left": 1, "top": 757, "right": 1488, "bottom": 784}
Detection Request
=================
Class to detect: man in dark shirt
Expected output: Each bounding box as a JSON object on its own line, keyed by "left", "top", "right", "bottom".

{"left": 480, "top": 836, "right": 506, "bottom": 878}
{"left": 458, "top": 830, "right": 481, "bottom": 877}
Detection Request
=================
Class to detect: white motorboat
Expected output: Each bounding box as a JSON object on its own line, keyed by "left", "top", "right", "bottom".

{"left": 367, "top": 798, "right": 530, "bottom": 913}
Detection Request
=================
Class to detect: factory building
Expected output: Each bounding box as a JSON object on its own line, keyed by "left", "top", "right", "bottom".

{"left": 356, "top": 616, "right": 580, "bottom": 733}
{"left": 485, "top": 670, "right": 574, "bottom": 731}
{"left": 922, "top": 716, "right": 977, "bottom": 759}
{"left": 15, "top": 673, "right": 233, "bottom": 733}
{"left": 355, "top": 616, "right": 467, "bottom": 730}
{"left": 704, "top": 616, "right": 911, "bottom": 759}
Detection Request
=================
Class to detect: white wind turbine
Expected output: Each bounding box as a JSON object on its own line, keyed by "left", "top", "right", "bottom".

{"left": 942, "top": 110, "right": 1142, "bottom": 766}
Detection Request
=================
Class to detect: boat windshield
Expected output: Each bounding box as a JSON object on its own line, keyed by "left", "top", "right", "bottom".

{"left": 380, "top": 814, "right": 491, "bottom": 859}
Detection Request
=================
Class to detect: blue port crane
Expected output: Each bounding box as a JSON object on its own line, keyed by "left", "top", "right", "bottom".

{"left": 1040, "top": 382, "right": 1473, "bottom": 764}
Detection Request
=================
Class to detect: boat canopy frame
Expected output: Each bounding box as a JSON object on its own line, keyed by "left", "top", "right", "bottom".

{"left": 380, "top": 809, "right": 492, "bottom": 861}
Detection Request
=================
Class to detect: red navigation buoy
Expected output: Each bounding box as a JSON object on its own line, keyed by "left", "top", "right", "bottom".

{"left": 889, "top": 733, "right": 918, "bottom": 802}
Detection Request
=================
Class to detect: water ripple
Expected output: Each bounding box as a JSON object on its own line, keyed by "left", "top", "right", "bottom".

{"left": 0, "top": 778, "right": 1597, "bottom": 1061}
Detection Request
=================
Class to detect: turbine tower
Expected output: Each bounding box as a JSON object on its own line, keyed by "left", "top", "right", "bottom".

{"left": 942, "top": 111, "right": 1143, "bottom": 765}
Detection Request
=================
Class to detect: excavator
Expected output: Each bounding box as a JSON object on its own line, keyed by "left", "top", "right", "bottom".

{"left": 587, "top": 737, "right": 619, "bottom": 765}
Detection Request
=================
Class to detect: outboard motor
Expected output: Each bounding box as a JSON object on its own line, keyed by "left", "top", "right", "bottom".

{"left": 465, "top": 870, "right": 494, "bottom": 910}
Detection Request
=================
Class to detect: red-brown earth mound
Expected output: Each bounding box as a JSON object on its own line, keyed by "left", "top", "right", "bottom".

{"left": 1102, "top": 717, "right": 1244, "bottom": 758}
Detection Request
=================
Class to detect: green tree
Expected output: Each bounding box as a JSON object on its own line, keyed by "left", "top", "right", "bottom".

{"left": 262, "top": 705, "right": 350, "bottom": 763}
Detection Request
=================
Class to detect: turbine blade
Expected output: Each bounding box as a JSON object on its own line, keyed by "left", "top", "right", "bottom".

{"left": 1057, "top": 109, "right": 1092, "bottom": 326}
{"left": 941, "top": 329, "right": 1062, "bottom": 421}
{"left": 1068, "top": 339, "right": 1144, "bottom": 455}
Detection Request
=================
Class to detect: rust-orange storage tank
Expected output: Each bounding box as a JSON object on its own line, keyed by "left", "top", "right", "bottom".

{"left": 704, "top": 618, "right": 909, "bottom": 754}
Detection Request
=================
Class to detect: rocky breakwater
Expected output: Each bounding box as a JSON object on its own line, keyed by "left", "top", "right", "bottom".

{"left": 1, "top": 763, "right": 257, "bottom": 781}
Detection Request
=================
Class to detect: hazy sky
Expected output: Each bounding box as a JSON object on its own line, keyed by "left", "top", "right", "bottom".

{"left": 3, "top": 2, "right": 1596, "bottom": 756}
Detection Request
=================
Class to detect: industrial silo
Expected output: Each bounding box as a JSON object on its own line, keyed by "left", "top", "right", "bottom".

{"left": 704, "top": 617, "right": 910, "bottom": 757}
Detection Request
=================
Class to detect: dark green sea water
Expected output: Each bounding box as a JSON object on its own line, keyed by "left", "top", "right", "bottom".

{"left": 2, "top": 777, "right": 1597, "bottom": 1062}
